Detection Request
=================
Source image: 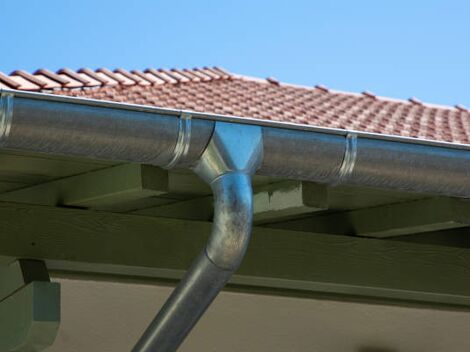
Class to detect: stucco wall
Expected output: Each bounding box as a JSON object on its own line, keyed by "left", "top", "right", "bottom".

{"left": 46, "top": 278, "right": 470, "bottom": 352}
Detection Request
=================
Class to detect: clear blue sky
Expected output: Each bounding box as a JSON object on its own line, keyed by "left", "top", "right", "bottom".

{"left": 1, "top": 0, "right": 469, "bottom": 106}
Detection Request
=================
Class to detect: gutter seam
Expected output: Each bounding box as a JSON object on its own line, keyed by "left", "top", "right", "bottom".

{"left": 163, "top": 112, "right": 192, "bottom": 169}
{"left": 0, "top": 93, "right": 13, "bottom": 143}
{"left": 334, "top": 133, "right": 357, "bottom": 185}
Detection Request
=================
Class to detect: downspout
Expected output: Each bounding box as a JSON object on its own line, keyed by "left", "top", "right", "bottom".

{"left": 133, "top": 122, "right": 263, "bottom": 351}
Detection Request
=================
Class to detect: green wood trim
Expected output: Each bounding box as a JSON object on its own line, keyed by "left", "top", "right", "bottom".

{"left": 0, "top": 150, "right": 113, "bottom": 184}
{"left": 133, "top": 196, "right": 213, "bottom": 220}
{"left": 253, "top": 181, "right": 327, "bottom": 224}
{"left": 0, "top": 259, "right": 49, "bottom": 300}
{"left": 269, "top": 197, "right": 470, "bottom": 238}
{"left": 0, "top": 282, "right": 60, "bottom": 352}
{"left": 0, "top": 260, "right": 59, "bottom": 351}
{"left": 133, "top": 181, "right": 328, "bottom": 223}
{"left": 1, "top": 202, "right": 470, "bottom": 307}
{"left": 0, "top": 165, "right": 215, "bottom": 212}
{"left": 0, "top": 164, "right": 169, "bottom": 211}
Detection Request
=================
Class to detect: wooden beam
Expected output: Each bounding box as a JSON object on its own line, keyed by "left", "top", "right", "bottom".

{"left": 0, "top": 164, "right": 212, "bottom": 212}
{"left": 268, "top": 197, "right": 470, "bottom": 238}
{"left": 253, "top": 181, "right": 327, "bottom": 224}
{"left": 0, "top": 260, "right": 60, "bottom": 351}
{"left": 133, "top": 181, "right": 328, "bottom": 223}
{"left": 1, "top": 202, "right": 470, "bottom": 307}
{"left": 0, "top": 150, "right": 114, "bottom": 184}
{"left": 0, "top": 163, "right": 169, "bottom": 211}
{"left": 133, "top": 197, "right": 213, "bottom": 220}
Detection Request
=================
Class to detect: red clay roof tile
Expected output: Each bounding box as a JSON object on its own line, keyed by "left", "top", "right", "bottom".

{"left": 266, "top": 77, "right": 280, "bottom": 86}
{"left": 34, "top": 69, "right": 73, "bottom": 86}
{"left": 58, "top": 68, "right": 95, "bottom": 87}
{"left": 33, "top": 74, "right": 63, "bottom": 89}
{"left": 186, "top": 69, "right": 211, "bottom": 81}
{"left": 11, "top": 70, "right": 48, "bottom": 89}
{"left": 97, "top": 68, "right": 128, "bottom": 85}
{"left": 362, "top": 91, "right": 376, "bottom": 99}
{"left": 172, "top": 68, "right": 200, "bottom": 82}
{"left": 133, "top": 69, "right": 165, "bottom": 85}
{"left": 78, "top": 68, "right": 113, "bottom": 86}
{"left": 165, "top": 69, "right": 190, "bottom": 83}
{"left": 145, "top": 69, "right": 177, "bottom": 84}
{"left": 314, "top": 84, "right": 329, "bottom": 93}
{"left": 409, "top": 97, "right": 423, "bottom": 105}
{"left": 111, "top": 68, "right": 144, "bottom": 86}
{"left": 0, "top": 71, "right": 21, "bottom": 89}
{"left": 9, "top": 75, "right": 41, "bottom": 91}
{"left": 198, "top": 67, "right": 220, "bottom": 80}
{"left": 212, "top": 66, "right": 232, "bottom": 79}
{"left": 193, "top": 68, "right": 216, "bottom": 80}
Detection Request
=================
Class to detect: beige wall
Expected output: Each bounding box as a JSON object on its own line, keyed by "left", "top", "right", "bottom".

{"left": 47, "top": 278, "right": 470, "bottom": 352}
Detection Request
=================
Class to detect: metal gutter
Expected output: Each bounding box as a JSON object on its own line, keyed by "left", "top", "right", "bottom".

{"left": 2, "top": 88, "right": 470, "bottom": 350}
{"left": 4, "top": 88, "right": 470, "bottom": 151}
{"left": 2, "top": 89, "right": 470, "bottom": 197}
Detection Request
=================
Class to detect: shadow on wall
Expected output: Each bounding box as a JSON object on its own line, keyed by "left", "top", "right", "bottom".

{"left": 357, "top": 346, "right": 398, "bottom": 352}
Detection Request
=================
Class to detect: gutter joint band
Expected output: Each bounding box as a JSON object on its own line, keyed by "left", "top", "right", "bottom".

{"left": 335, "top": 133, "right": 357, "bottom": 184}
{"left": 0, "top": 93, "right": 13, "bottom": 143}
{"left": 164, "top": 112, "right": 192, "bottom": 169}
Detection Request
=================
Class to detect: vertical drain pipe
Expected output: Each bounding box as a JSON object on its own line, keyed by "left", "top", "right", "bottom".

{"left": 133, "top": 122, "right": 263, "bottom": 352}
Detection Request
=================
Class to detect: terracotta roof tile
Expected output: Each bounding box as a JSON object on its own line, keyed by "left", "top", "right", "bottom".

{"left": 173, "top": 69, "right": 200, "bottom": 82}
{"left": 34, "top": 69, "right": 74, "bottom": 87}
{"left": 314, "top": 84, "right": 329, "bottom": 93}
{"left": 8, "top": 75, "right": 41, "bottom": 91}
{"left": 362, "top": 91, "right": 376, "bottom": 99}
{"left": 212, "top": 66, "right": 232, "bottom": 79}
{"left": 33, "top": 74, "right": 63, "bottom": 89}
{"left": 197, "top": 67, "right": 220, "bottom": 80}
{"left": 0, "top": 71, "right": 21, "bottom": 89}
{"left": 11, "top": 70, "right": 49, "bottom": 89}
{"left": 58, "top": 68, "right": 99, "bottom": 87}
{"left": 266, "top": 77, "right": 280, "bottom": 86}
{"left": 111, "top": 68, "right": 145, "bottom": 86}
{"left": 159, "top": 69, "right": 190, "bottom": 83}
{"left": 186, "top": 68, "right": 211, "bottom": 81}
{"left": 145, "top": 69, "right": 177, "bottom": 84}
{"left": 409, "top": 97, "right": 423, "bottom": 105}
{"left": 1, "top": 66, "right": 469, "bottom": 145}
{"left": 77, "top": 72, "right": 102, "bottom": 87}
{"left": 78, "top": 68, "right": 116, "bottom": 86}
{"left": 132, "top": 69, "right": 165, "bottom": 85}
{"left": 193, "top": 67, "right": 216, "bottom": 80}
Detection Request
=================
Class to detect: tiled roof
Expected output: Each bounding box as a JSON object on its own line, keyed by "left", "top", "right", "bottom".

{"left": 1, "top": 66, "right": 469, "bottom": 144}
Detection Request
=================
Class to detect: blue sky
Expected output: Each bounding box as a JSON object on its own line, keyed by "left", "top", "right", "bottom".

{"left": 1, "top": 0, "right": 469, "bottom": 106}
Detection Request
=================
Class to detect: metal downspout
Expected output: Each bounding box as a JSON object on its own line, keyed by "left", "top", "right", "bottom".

{"left": 132, "top": 122, "right": 263, "bottom": 352}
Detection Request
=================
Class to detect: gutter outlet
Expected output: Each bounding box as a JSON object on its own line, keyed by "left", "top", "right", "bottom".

{"left": 132, "top": 122, "right": 263, "bottom": 351}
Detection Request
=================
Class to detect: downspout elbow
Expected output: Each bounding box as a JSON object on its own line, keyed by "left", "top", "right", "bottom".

{"left": 193, "top": 121, "right": 263, "bottom": 270}
{"left": 133, "top": 122, "right": 263, "bottom": 352}
{"left": 205, "top": 172, "right": 254, "bottom": 271}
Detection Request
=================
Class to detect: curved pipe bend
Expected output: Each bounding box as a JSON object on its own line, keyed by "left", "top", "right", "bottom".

{"left": 133, "top": 122, "right": 263, "bottom": 352}
{"left": 205, "top": 172, "right": 253, "bottom": 271}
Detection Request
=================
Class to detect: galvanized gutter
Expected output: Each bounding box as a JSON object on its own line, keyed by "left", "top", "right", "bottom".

{"left": 2, "top": 89, "right": 470, "bottom": 350}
